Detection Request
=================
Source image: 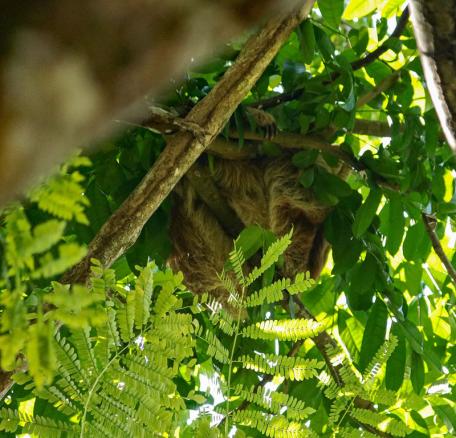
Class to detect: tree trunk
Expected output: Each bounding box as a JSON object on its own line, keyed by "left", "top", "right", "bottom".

{"left": 410, "top": 0, "right": 456, "bottom": 152}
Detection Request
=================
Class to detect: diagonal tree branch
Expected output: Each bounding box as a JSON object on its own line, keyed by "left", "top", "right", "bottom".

{"left": 422, "top": 213, "right": 456, "bottom": 289}
{"left": 61, "top": 1, "right": 316, "bottom": 283}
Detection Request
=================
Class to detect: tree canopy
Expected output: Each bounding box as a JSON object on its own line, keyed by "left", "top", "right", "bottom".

{"left": 0, "top": 1, "right": 455, "bottom": 437}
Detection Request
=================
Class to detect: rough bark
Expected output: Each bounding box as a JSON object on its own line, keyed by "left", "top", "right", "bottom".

{"left": 410, "top": 0, "right": 456, "bottom": 152}
{"left": 0, "top": 0, "right": 299, "bottom": 205}
{"left": 61, "top": 0, "right": 316, "bottom": 285}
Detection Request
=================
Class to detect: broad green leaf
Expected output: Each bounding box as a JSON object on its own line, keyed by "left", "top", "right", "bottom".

{"left": 292, "top": 150, "right": 319, "bottom": 169}
{"left": 385, "top": 324, "right": 406, "bottom": 390}
{"left": 410, "top": 351, "right": 425, "bottom": 394}
{"left": 399, "top": 320, "right": 424, "bottom": 354}
{"left": 297, "top": 20, "right": 316, "bottom": 64}
{"left": 346, "top": 257, "right": 377, "bottom": 311}
{"left": 314, "top": 27, "right": 334, "bottom": 61}
{"left": 352, "top": 188, "right": 382, "bottom": 238}
{"left": 403, "top": 221, "right": 431, "bottom": 261}
{"left": 358, "top": 299, "right": 388, "bottom": 372}
{"left": 381, "top": 0, "right": 406, "bottom": 18}
{"left": 433, "top": 402, "right": 456, "bottom": 434}
{"left": 315, "top": 168, "right": 352, "bottom": 199}
{"left": 235, "top": 225, "right": 264, "bottom": 260}
{"left": 385, "top": 195, "right": 405, "bottom": 255}
{"left": 299, "top": 168, "right": 315, "bottom": 188}
{"left": 404, "top": 262, "right": 422, "bottom": 296}
{"left": 343, "top": 0, "right": 383, "bottom": 20}
{"left": 318, "top": 0, "right": 344, "bottom": 28}
{"left": 339, "top": 311, "right": 365, "bottom": 363}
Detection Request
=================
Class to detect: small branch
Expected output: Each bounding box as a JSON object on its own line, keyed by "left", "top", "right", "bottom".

{"left": 422, "top": 213, "right": 456, "bottom": 286}
{"left": 350, "top": 7, "right": 410, "bottom": 70}
{"left": 209, "top": 137, "right": 258, "bottom": 159}
{"left": 229, "top": 130, "right": 362, "bottom": 170}
{"left": 356, "top": 71, "right": 401, "bottom": 108}
{"left": 352, "top": 119, "right": 392, "bottom": 137}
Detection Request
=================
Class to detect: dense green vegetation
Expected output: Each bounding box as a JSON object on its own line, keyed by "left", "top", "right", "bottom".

{"left": 0, "top": 1, "right": 455, "bottom": 436}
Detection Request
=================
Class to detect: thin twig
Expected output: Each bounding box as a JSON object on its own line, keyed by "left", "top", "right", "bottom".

{"left": 422, "top": 213, "right": 456, "bottom": 287}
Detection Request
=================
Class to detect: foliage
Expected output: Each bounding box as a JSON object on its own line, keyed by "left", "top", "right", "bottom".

{"left": 1, "top": 1, "right": 456, "bottom": 437}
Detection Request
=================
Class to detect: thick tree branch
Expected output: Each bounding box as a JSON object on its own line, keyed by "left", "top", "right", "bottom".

{"left": 422, "top": 213, "right": 456, "bottom": 287}
{"left": 409, "top": 0, "right": 456, "bottom": 152}
{"left": 61, "top": 2, "right": 316, "bottom": 285}
{"left": 251, "top": 7, "right": 410, "bottom": 110}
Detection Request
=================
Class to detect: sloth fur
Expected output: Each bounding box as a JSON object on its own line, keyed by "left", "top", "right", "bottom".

{"left": 168, "top": 154, "right": 348, "bottom": 303}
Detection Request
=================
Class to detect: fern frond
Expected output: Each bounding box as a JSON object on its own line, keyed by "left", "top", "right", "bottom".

{"left": 287, "top": 272, "right": 315, "bottom": 295}
{"left": 363, "top": 335, "right": 398, "bottom": 386}
{"left": 204, "top": 329, "right": 230, "bottom": 364}
{"left": 245, "top": 229, "right": 293, "bottom": 286}
{"left": 338, "top": 426, "right": 378, "bottom": 438}
{"left": 218, "top": 271, "right": 242, "bottom": 306}
{"left": 238, "top": 353, "right": 323, "bottom": 380}
{"left": 117, "top": 289, "right": 135, "bottom": 342}
{"left": 242, "top": 318, "right": 325, "bottom": 341}
{"left": 233, "top": 385, "right": 315, "bottom": 420}
{"left": 231, "top": 409, "right": 317, "bottom": 437}
{"left": 133, "top": 262, "right": 155, "bottom": 329}
{"left": 367, "top": 388, "right": 397, "bottom": 406}
{"left": 209, "top": 307, "right": 236, "bottom": 336}
{"left": 0, "top": 408, "right": 79, "bottom": 437}
{"left": 350, "top": 408, "right": 409, "bottom": 437}
{"left": 228, "top": 245, "right": 246, "bottom": 286}
{"left": 317, "top": 370, "right": 340, "bottom": 399}
{"left": 328, "top": 396, "right": 350, "bottom": 426}
{"left": 244, "top": 278, "right": 292, "bottom": 307}
{"left": 70, "top": 327, "right": 99, "bottom": 378}
{"left": 30, "top": 170, "right": 90, "bottom": 225}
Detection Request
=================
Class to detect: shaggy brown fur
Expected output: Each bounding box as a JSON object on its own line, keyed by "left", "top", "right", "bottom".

{"left": 168, "top": 154, "right": 348, "bottom": 303}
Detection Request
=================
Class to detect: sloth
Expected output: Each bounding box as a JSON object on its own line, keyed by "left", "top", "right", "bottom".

{"left": 167, "top": 109, "right": 347, "bottom": 304}
{"left": 168, "top": 156, "right": 348, "bottom": 304}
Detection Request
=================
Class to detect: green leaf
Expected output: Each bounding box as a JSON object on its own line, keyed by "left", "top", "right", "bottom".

{"left": 410, "top": 351, "right": 425, "bottom": 394}
{"left": 343, "top": 0, "right": 383, "bottom": 20}
{"left": 299, "top": 168, "right": 315, "bottom": 188}
{"left": 399, "top": 320, "right": 424, "bottom": 354}
{"left": 314, "top": 168, "right": 352, "bottom": 199}
{"left": 404, "top": 262, "right": 422, "bottom": 296}
{"left": 385, "top": 195, "right": 405, "bottom": 255}
{"left": 403, "top": 220, "right": 431, "bottom": 261}
{"left": 385, "top": 324, "right": 406, "bottom": 390}
{"left": 358, "top": 299, "right": 388, "bottom": 372}
{"left": 292, "top": 150, "right": 319, "bottom": 169}
{"left": 352, "top": 188, "right": 382, "bottom": 238}
{"left": 346, "top": 256, "right": 377, "bottom": 311}
{"left": 297, "top": 20, "right": 316, "bottom": 64}
{"left": 318, "top": 0, "right": 344, "bottom": 29}
{"left": 314, "top": 27, "right": 334, "bottom": 61}
{"left": 381, "top": 0, "right": 406, "bottom": 18}
{"left": 235, "top": 225, "right": 264, "bottom": 260}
